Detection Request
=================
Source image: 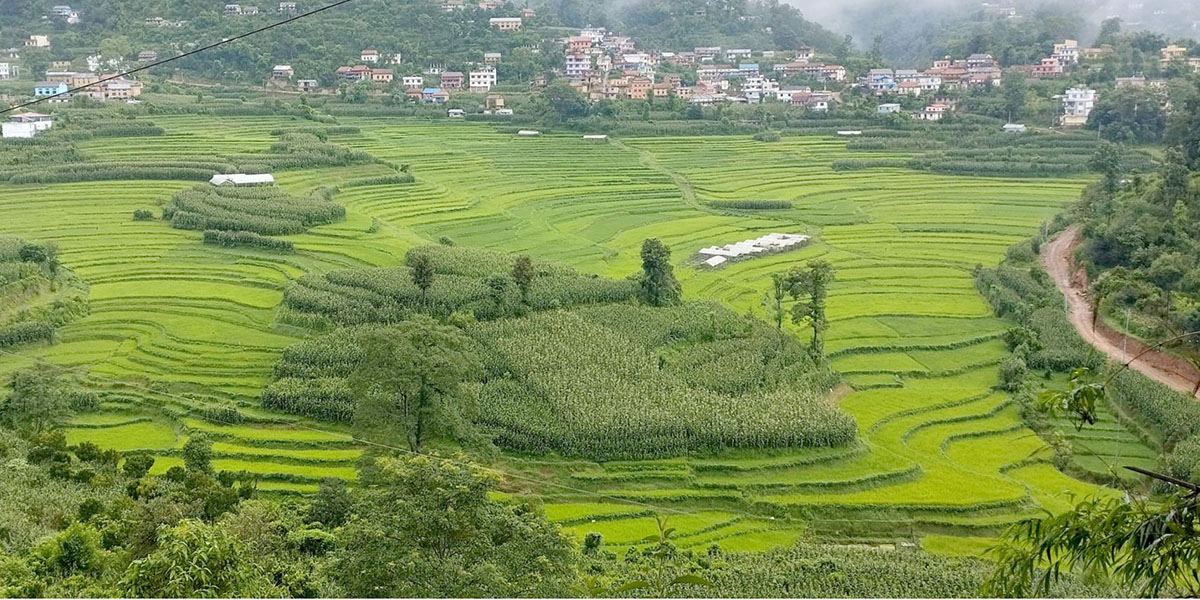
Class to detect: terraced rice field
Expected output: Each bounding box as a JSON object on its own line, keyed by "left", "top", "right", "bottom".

{"left": 0, "top": 115, "right": 1114, "bottom": 552}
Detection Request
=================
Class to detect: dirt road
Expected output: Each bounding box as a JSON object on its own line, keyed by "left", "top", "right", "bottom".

{"left": 1042, "top": 226, "right": 1200, "bottom": 399}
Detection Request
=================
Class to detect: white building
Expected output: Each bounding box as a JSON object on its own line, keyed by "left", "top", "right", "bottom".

{"left": 0, "top": 63, "right": 19, "bottom": 79}
{"left": 469, "top": 68, "right": 497, "bottom": 92}
{"left": 2, "top": 112, "right": 54, "bottom": 138}
{"left": 402, "top": 75, "right": 424, "bottom": 89}
{"left": 25, "top": 35, "right": 50, "bottom": 48}
{"left": 565, "top": 53, "right": 592, "bottom": 78}
{"left": 360, "top": 49, "right": 380, "bottom": 63}
{"left": 697, "top": 233, "right": 810, "bottom": 264}
{"left": 210, "top": 174, "right": 275, "bottom": 186}
{"left": 877, "top": 103, "right": 902, "bottom": 114}
{"left": 1061, "top": 87, "right": 1097, "bottom": 126}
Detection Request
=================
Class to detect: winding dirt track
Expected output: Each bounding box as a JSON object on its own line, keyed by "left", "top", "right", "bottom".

{"left": 1042, "top": 226, "right": 1200, "bottom": 399}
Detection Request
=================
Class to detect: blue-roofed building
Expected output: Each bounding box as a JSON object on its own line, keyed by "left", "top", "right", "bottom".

{"left": 34, "top": 81, "right": 68, "bottom": 96}
{"left": 738, "top": 63, "right": 760, "bottom": 76}
{"left": 422, "top": 87, "right": 448, "bottom": 104}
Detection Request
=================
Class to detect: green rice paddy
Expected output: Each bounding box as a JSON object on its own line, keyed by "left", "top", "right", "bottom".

{"left": 0, "top": 115, "right": 1122, "bottom": 554}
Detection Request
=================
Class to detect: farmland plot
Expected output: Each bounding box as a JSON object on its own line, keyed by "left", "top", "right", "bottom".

{"left": 0, "top": 117, "right": 1105, "bottom": 551}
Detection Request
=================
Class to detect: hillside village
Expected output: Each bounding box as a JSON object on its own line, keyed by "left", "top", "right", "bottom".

{"left": 1, "top": 0, "right": 1199, "bottom": 135}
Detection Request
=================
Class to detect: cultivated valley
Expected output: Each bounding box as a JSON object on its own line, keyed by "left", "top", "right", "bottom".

{"left": 2, "top": 0, "right": 1200, "bottom": 597}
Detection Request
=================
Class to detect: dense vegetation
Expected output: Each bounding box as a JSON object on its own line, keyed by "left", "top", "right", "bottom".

{"left": 472, "top": 304, "right": 849, "bottom": 458}
{"left": 0, "top": 237, "right": 87, "bottom": 350}
{"left": 164, "top": 184, "right": 345, "bottom": 236}
{"left": 270, "top": 244, "right": 849, "bottom": 459}
{"left": 0, "top": 102, "right": 1154, "bottom": 596}
{"left": 280, "top": 244, "right": 639, "bottom": 326}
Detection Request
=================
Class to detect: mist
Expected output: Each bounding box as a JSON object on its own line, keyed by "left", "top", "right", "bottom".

{"left": 779, "top": 0, "right": 1198, "bottom": 55}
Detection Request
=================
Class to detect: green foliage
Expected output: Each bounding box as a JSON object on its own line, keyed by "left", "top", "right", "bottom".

{"left": 986, "top": 493, "right": 1200, "bottom": 597}
{"left": 122, "top": 454, "right": 156, "bottom": 479}
{"left": 202, "top": 229, "right": 295, "bottom": 253}
{"left": 472, "top": 304, "right": 851, "bottom": 459}
{"left": 639, "top": 238, "right": 682, "bottom": 307}
{"left": 29, "top": 523, "right": 105, "bottom": 579}
{"left": 305, "top": 479, "right": 352, "bottom": 528}
{"left": 182, "top": 434, "right": 213, "bottom": 473}
{"left": 786, "top": 260, "right": 836, "bottom": 356}
{"left": 350, "top": 317, "right": 482, "bottom": 451}
{"left": 0, "top": 370, "right": 71, "bottom": 433}
{"left": 165, "top": 184, "right": 345, "bottom": 237}
{"left": 120, "top": 519, "right": 259, "bottom": 598}
{"left": 707, "top": 199, "right": 793, "bottom": 210}
{"left": 328, "top": 455, "right": 577, "bottom": 597}
{"left": 132, "top": 209, "right": 155, "bottom": 221}
{"left": 511, "top": 255, "right": 535, "bottom": 304}
{"left": 281, "top": 245, "right": 637, "bottom": 325}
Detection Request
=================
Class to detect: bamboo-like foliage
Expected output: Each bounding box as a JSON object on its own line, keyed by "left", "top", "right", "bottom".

{"left": 165, "top": 184, "right": 345, "bottom": 236}
{"left": 282, "top": 246, "right": 638, "bottom": 324}
{"left": 471, "top": 308, "right": 852, "bottom": 459}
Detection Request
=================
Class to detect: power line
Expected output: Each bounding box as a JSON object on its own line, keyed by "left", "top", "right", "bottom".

{"left": 1, "top": 0, "right": 362, "bottom": 116}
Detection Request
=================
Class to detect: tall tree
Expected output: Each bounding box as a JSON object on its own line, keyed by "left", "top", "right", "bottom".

{"left": 329, "top": 455, "right": 577, "bottom": 597}
{"left": 1002, "top": 72, "right": 1028, "bottom": 122}
{"left": 410, "top": 253, "right": 435, "bottom": 305}
{"left": 786, "top": 260, "right": 835, "bottom": 356}
{"left": 350, "top": 319, "right": 481, "bottom": 452}
{"left": 484, "top": 272, "right": 510, "bottom": 314}
{"left": 181, "top": 434, "right": 213, "bottom": 474}
{"left": 511, "top": 255, "right": 536, "bottom": 304}
{"left": 638, "top": 238, "right": 682, "bottom": 307}
{"left": 1089, "top": 141, "right": 1125, "bottom": 197}
{"left": 0, "top": 370, "right": 68, "bottom": 433}
{"left": 764, "top": 272, "right": 787, "bottom": 332}
{"left": 1160, "top": 146, "right": 1191, "bottom": 211}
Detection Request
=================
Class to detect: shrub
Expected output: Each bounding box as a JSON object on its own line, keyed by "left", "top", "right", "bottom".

{"left": 202, "top": 230, "right": 295, "bottom": 253}
{"left": 132, "top": 209, "right": 154, "bottom": 221}
{"left": 708, "top": 199, "right": 792, "bottom": 210}
{"left": 167, "top": 184, "right": 344, "bottom": 236}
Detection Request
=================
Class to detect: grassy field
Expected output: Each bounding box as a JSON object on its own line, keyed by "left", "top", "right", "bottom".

{"left": 0, "top": 115, "right": 1114, "bottom": 554}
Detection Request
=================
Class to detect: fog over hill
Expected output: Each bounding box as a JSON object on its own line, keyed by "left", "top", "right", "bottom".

{"left": 781, "top": 0, "right": 1198, "bottom": 64}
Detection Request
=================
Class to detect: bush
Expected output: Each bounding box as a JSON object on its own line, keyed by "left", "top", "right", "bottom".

{"left": 202, "top": 230, "right": 295, "bottom": 253}
{"left": 132, "top": 209, "right": 154, "bottom": 221}
{"left": 708, "top": 199, "right": 792, "bottom": 210}
{"left": 167, "top": 184, "right": 344, "bottom": 237}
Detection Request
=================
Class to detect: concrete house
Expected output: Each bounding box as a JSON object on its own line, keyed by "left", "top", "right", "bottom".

{"left": 490, "top": 17, "right": 522, "bottom": 31}
{"left": 34, "top": 81, "right": 69, "bottom": 96}
{"left": 469, "top": 68, "right": 496, "bottom": 92}
{"left": 440, "top": 71, "right": 464, "bottom": 89}
{"left": 1060, "top": 87, "right": 1096, "bottom": 126}
{"left": 3, "top": 112, "right": 53, "bottom": 139}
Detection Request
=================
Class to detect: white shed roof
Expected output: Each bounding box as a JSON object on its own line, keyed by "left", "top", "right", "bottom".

{"left": 210, "top": 173, "right": 275, "bottom": 186}
{"left": 704, "top": 256, "right": 727, "bottom": 267}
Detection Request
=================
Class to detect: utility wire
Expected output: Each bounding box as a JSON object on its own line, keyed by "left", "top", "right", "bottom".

{"left": 1, "top": 0, "right": 362, "bottom": 116}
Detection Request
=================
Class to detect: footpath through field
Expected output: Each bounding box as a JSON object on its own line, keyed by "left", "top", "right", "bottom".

{"left": 1043, "top": 227, "right": 1200, "bottom": 398}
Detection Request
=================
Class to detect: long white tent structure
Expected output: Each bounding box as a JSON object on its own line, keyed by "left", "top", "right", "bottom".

{"left": 697, "top": 233, "right": 810, "bottom": 267}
